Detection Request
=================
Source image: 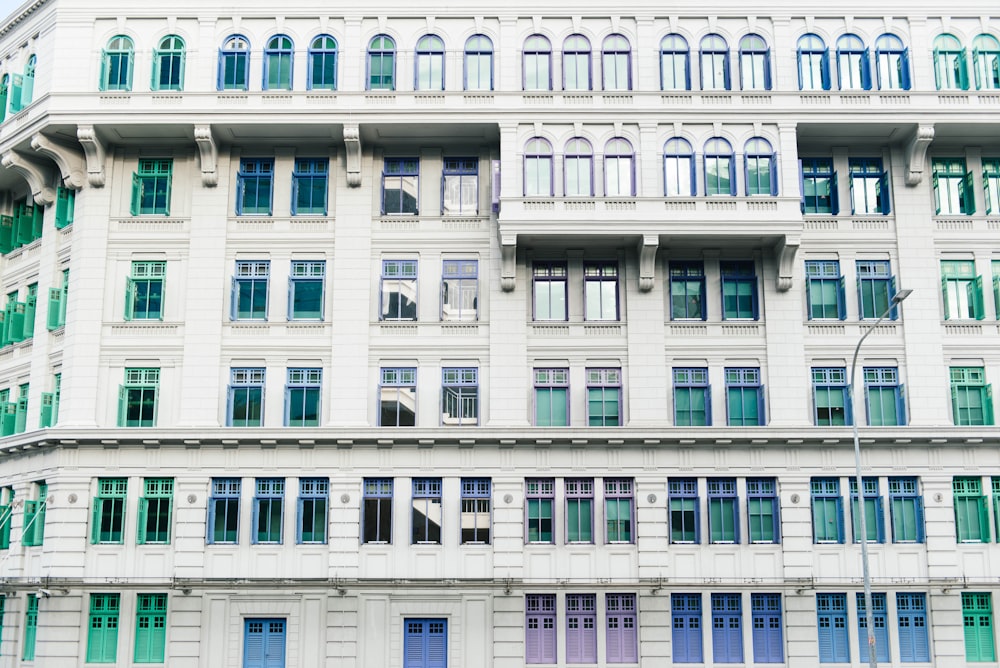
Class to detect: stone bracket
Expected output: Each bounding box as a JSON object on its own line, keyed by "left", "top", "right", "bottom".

{"left": 30, "top": 133, "right": 86, "bottom": 190}
{"left": 1, "top": 151, "right": 56, "bottom": 206}
{"left": 637, "top": 235, "right": 659, "bottom": 292}
{"left": 194, "top": 125, "right": 218, "bottom": 187}
{"left": 500, "top": 234, "right": 516, "bottom": 292}
{"left": 76, "top": 125, "right": 106, "bottom": 187}
{"left": 774, "top": 237, "right": 799, "bottom": 292}
{"left": 904, "top": 124, "right": 935, "bottom": 186}
{"left": 344, "top": 124, "right": 362, "bottom": 187}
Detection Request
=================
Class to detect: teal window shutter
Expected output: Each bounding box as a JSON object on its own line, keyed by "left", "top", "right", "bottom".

{"left": 39, "top": 392, "right": 53, "bottom": 428}
{"left": 90, "top": 498, "right": 102, "bottom": 543}
{"left": 116, "top": 385, "right": 126, "bottom": 427}
{"left": 135, "top": 498, "right": 147, "bottom": 544}
{"left": 46, "top": 288, "right": 63, "bottom": 330}
{"left": 941, "top": 275, "right": 951, "bottom": 320}
{"left": 0, "top": 216, "right": 11, "bottom": 253}
{"left": 963, "top": 171, "right": 976, "bottom": 215}
{"left": 55, "top": 187, "right": 75, "bottom": 228}
{"left": 130, "top": 172, "right": 142, "bottom": 216}
{"left": 986, "top": 385, "right": 995, "bottom": 426}
{"left": 124, "top": 279, "right": 135, "bottom": 321}
{"left": 959, "top": 50, "right": 970, "bottom": 90}
{"left": 973, "top": 275, "right": 986, "bottom": 320}
{"left": 8, "top": 73, "right": 22, "bottom": 113}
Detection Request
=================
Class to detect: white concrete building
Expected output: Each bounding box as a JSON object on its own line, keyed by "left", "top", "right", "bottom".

{"left": 0, "top": 0, "right": 996, "bottom": 665}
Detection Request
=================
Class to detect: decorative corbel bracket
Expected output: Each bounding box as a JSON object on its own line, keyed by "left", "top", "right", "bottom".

{"left": 193, "top": 125, "right": 218, "bottom": 187}
{"left": 637, "top": 235, "right": 659, "bottom": 292}
{"left": 1, "top": 151, "right": 56, "bottom": 206}
{"left": 344, "top": 124, "right": 362, "bottom": 187}
{"left": 774, "top": 236, "right": 800, "bottom": 292}
{"left": 499, "top": 234, "right": 517, "bottom": 292}
{"left": 30, "top": 133, "right": 86, "bottom": 190}
{"left": 904, "top": 124, "right": 935, "bottom": 186}
{"left": 76, "top": 125, "right": 106, "bottom": 187}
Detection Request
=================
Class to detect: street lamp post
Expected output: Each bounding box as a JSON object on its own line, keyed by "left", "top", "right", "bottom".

{"left": 851, "top": 288, "right": 912, "bottom": 668}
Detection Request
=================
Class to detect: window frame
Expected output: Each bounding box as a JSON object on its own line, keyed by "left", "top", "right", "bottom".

{"left": 381, "top": 157, "right": 419, "bottom": 215}
{"left": 660, "top": 34, "right": 691, "bottom": 90}
{"left": 812, "top": 366, "right": 851, "bottom": 426}
{"left": 562, "top": 34, "right": 592, "bottom": 91}
{"left": 604, "top": 478, "right": 634, "bottom": 544}
{"left": 137, "top": 478, "right": 173, "bottom": 545}
{"left": 747, "top": 478, "right": 779, "bottom": 544}
{"left": 534, "top": 368, "right": 569, "bottom": 427}
{"left": 962, "top": 592, "right": 996, "bottom": 662}
{"left": 811, "top": 478, "right": 844, "bottom": 544}
{"left": 583, "top": 261, "right": 619, "bottom": 321}
{"left": 236, "top": 158, "right": 274, "bottom": 216}
{"left": 442, "top": 367, "right": 478, "bottom": 426}
{"left": 362, "top": 478, "right": 393, "bottom": 544}
{"left": 532, "top": 261, "right": 567, "bottom": 321}
{"left": 699, "top": 34, "right": 731, "bottom": 90}
{"left": 586, "top": 368, "right": 621, "bottom": 427}
{"left": 874, "top": 33, "right": 910, "bottom": 90}
{"left": 464, "top": 34, "right": 493, "bottom": 91}
{"left": 86, "top": 593, "right": 121, "bottom": 663}
{"left": 207, "top": 478, "right": 241, "bottom": 545}
{"left": 849, "top": 476, "right": 885, "bottom": 543}
{"left": 288, "top": 259, "right": 326, "bottom": 320}
{"left": 566, "top": 593, "right": 598, "bottom": 663}
{"left": 118, "top": 367, "right": 159, "bottom": 428}
{"left": 91, "top": 477, "right": 128, "bottom": 544}
{"left": 524, "top": 137, "right": 554, "bottom": 196}
{"left": 131, "top": 159, "right": 172, "bottom": 216}
{"left": 888, "top": 477, "right": 924, "bottom": 543}
{"left": 227, "top": 367, "right": 264, "bottom": 427}
{"left": 284, "top": 367, "right": 321, "bottom": 427}
{"left": 378, "top": 367, "right": 417, "bottom": 427}
{"left": 263, "top": 34, "right": 294, "bottom": 90}
{"left": 836, "top": 34, "right": 871, "bottom": 90}
{"left": 218, "top": 34, "right": 250, "bottom": 91}
{"left": 101, "top": 35, "right": 135, "bottom": 92}
{"left": 738, "top": 34, "right": 771, "bottom": 90}
{"left": 973, "top": 34, "right": 1000, "bottom": 91}
{"left": 932, "top": 157, "right": 975, "bottom": 216}
{"left": 817, "top": 593, "right": 850, "bottom": 663}
{"left": 134, "top": 593, "right": 167, "bottom": 664}
{"left": 933, "top": 34, "right": 969, "bottom": 91}
{"left": 291, "top": 158, "right": 329, "bottom": 216}
{"left": 801, "top": 158, "right": 838, "bottom": 214}
{"left": 251, "top": 478, "right": 284, "bottom": 545}
{"left": 152, "top": 35, "right": 185, "bottom": 91}
{"left": 954, "top": 476, "right": 990, "bottom": 542}
{"left": 864, "top": 366, "right": 906, "bottom": 427}
{"left": 673, "top": 367, "right": 711, "bottom": 427}
{"left": 941, "top": 259, "right": 985, "bottom": 320}
{"left": 411, "top": 477, "right": 442, "bottom": 545}
{"left": 523, "top": 35, "right": 552, "bottom": 91}
{"left": 526, "top": 479, "right": 555, "bottom": 544}
{"left": 950, "top": 366, "right": 994, "bottom": 426}
{"left": 308, "top": 35, "right": 338, "bottom": 91}
{"left": 721, "top": 260, "right": 759, "bottom": 320}
{"left": 564, "top": 137, "right": 594, "bottom": 197}
{"left": 669, "top": 478, "right": 699, "bottom": 544}
{"left": 849, "top": 157, "right": 891, "bottom": 215}
{"left": 605, "top": 593, "right": 638, "bottom": 663}
{"left": 380, "top": 259, "right": 418, "bottom": 321}
{"left": 711, "top": 592, "right": 744, "bottom": 663}
{"left": 857, "top": 260, "right": 898, "bottom": 320}
{"left": 367, "top": 34, "right": 396, "bottom": 91}
{"left": 297, "top": 477, "right": 329, "bottom": 544}
{"left": 525, "top": 594, "right": 557, "bottom": 664}
{"left": 725, "top": 367, "right": 765, "bottom": 426}
{"left": 125, "top": 260, "right": 166, "bottom": 321}
{"left": 664, "top": 137, "right": 696, "bottom": 196}
{"left": 707, "top": 478, "right": 739, "bottom": 544}
{"left": 856, "top": 592, "right": 890, "bottom": 663}
{"left": 601, "top": 34, "right": 632, "bottom": 91}
{"left": 603, "top": 137, "right": 635, "bottom": 197}
{"left": 744, "top": 137, "right": 777, "bottom": 196}
{"left": 704, "top": 137, "right": 736, "bottom": 196}
{"left": 231, "top": 260, "right": 270, "bottom": 321}
{"left": 896, "top": 593, "right": 930, "bottom": 663}
{"left": 415, "top": 34, "right": 445, "bottom": 91}
{"left": 669, "top": 260, "right": 707, "bottom": 320}
{"left": 441, "top": 158, "right": 478, "bottom": 215}
{"left": 566, "top": 478, "right": 594, "bottom": 543}
{"left": 460, "top": 477, "right": 491, "bottom": 544}
{"left": 805, "top": 259, "right": 846, "bottom": 320}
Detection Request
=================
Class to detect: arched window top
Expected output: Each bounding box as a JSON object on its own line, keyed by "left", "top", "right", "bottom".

{"left": 798, "top": 33, "right": 826, "bottom": 51}
{"left": 704, "top": 137, "right": 733, "bottom": 154}
{"left": 417, "top": 35, "right": 444, "bottom": 52}
{"left": 311, "top": 34, "right": 338, "bottom": 51}
{"left": 565, "top": 138, "right": 592, "bottom": 155}
{"left": 158, "top": 35, "right": 184, "bottom": 51}
{"left": 466, "top": 34, "right": 492, "bottom": 52}
{"left": 525, "top": 137, "right": 552, "bottom": 155}
{"left": 875, "top": 34, "right": 904, "bottom": 51}
{"left": 267, "top": 35, "right": 293, "bottom": 51}
{"left": 745, "top": 137, "right": 773, "bottom": 154}
{"left": 739, "top": 34, "right": 768, "bottom": 52}
{"left": 973, "top": 34, "right": 1000, "bottom": 51}
{"left": 564, "top": 34, "right": 591, "bottom": 51}
{"left": 108, "top": 35, "right": 134, "bottom": 51}
{"left": 837, "top": 34, "right": 865, "bottom": 51}
{"left": 664, "top": 137, "right": 693, "bottom": 154}
{"left": 524, "top": 35, "right": 551, "bottom": 52}
{"left": 701, "top": 34, "right": 728, "bottom": 51}
{"left": 934, "top": 34, "right": 963, "bottom": 51}
{"left": 603, "top": 34, "right": 630, "bottom": 52}
{"left": 223, "top": 34, "right": 250, "bottom": 51}
{"left": 605, "top": 138, "right": 633, "bottom": 155}
{"left": 369, "top": 34, "right": 395, "bottom": 51}
{"left": 661, "top": 34, "right": 689, "bottom": 51}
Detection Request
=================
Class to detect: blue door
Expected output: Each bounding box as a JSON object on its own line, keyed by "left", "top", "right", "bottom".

{"left": 404, "top": 618, "right": 447, "bottom": 668}
{"left": 244, "top": 618, "right": 286, "bottom": 668}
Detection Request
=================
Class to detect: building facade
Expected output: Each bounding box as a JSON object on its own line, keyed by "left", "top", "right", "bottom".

{"left": 0, "top": 0, "right": 996, "bottom": 665}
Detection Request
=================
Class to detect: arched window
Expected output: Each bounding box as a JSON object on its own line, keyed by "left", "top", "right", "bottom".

{"left": 660, "top": 34, "right": 690, "bottom": 90}
{"left": 153, "top": 35, "right": 185, "bottom": 91}
{"left": 604, "top": 138, "right": 634, "bottom": 197}
{"left": 564, "top": 138, "right": 593, "bottom": 196}
{"left": 563, "top": 34, "right": 591, "bottom": 90}
{"left": 704, "top": 138, "right": 735, "bottom": 196}
{"left": 309, "top": 35, "right": 338, "bottom": 90}
{"left": 264, "top": 35, "right": 294, "bottom": 90}
{"left": 933, "top": 34, "right": 968, "bottom": 90}
{"left": 415, "top": 35, "right": 445, "bottom": 90}
{"left": 744, "top": 138, "right": 777, "bottom": 196}
{"left": 101, "top": 35, "right": 134, "bottom": 91}
{"left": 836, "top": 34, "right": 870, "bottom": 90}
{"left": 699, "top": 34, "right": 730, "bottom": 90}
{"left": 368, "top": 35, "right": 396, "bottom": 90}
{"left": 218, "top": 35, "right": 250, "bottom": 91}
{"left": 972, "top": 34, "right": 1000, "bottom": 90}
{"left": 464, "top": 35, "right": 493, "bottom": 91}
{"left": 524, "top": 138, "right": 553, "bottom": 196}
{"left": 523, "top": 35, "right": 552, "bottom": 91}
{"left": 663, "top": 138, "right": 695, "bottom": 196}
{"left": 738, "top": 34, "right": 771, "bottom": 90}
{"left": 602, "top": 34, "right": 631, "bottom": 90}
{"left": 797, "top": 34, "right": 830, "bottom": 90}
{"left": 874, "top": 34, "right": 909, "bottom": 90}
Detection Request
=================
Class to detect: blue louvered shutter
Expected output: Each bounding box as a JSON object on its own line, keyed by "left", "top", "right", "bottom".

{"left": 837, "top": 277, "right": 847, "bottom": 320}
{"left": 705, "top": 385, "right": 713, "bottom": 426}
{"left": 897, "top": 384, "right": 907, "bottom": 428}
{"left": 879, "top": 171, "right": 891, "bottom": 214}
{"left": 861, "top": 48, "right": 872, "bottom": 89}
{"left": 244, "top": 621, "right": 264, "bottom": 667}
{"left": 796, "top": 49, "right": 805, "bottom": 89}
{"left": 728, "top": 158, "right": 737, "bottom": 195}
{"left": 889, "top": 276, "right": 899, "bottom": 320}
{"left": 265, "top": 620, "right": 286, "bottom": 668}
{"left": 830, "top": 172, "right": 840, "bottom": 214}
{"left": 900, "top": 49, "right": 911, "bottom": 89}
{"left": 763, "top": 50, "right": 772, "bottom": 89}
{"left": 821, "top": 49, "right": 831, "bottom": 89}
{"left": 835, "top": 498, "right": 846, "bottom": 544}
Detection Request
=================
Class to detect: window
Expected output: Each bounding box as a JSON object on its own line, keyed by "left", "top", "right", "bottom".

{"left": 951, "top": 366, "right": 994, "bottom": 426}
{"left": 263, "top": 35, "right": 293, "bottom": 90}
{"left": 464, "top": 35, "right": 493, "bottom": 91}
{"left": 566, "top": 479, "right": 593, "bottom": 543}
{"left": 523, "top": 35, "right": 552, "bottom": 91}
{"left": 382, "top": 157, "right": 419, "bottom": 214}
{"left": 964, "top": 593, "right": 996, "bottom": 661}
{"left": 725, "top": 368, "right": 765, "bottom": 426}
{"left": 137, "top": 478, "right": 172, "bottom": 545}
{"left": 942, "top": 260, "right": 985, "bottom": 320}
{"left": 152, "top": 35, "right": 184, "bottom": 91}
{"left": 744, "top": 138, "right": 776, "bottom": 196}
{"left": 811, "top": 478, "right": 844, "bottom": 544}
{"left": 708, "top": 479, "right": 738, "bottom": 544}
{"left": 606, "top": 594, "right": 638, "bottom": 663}
{"left": 817, "top": 593, "right": 850, "bottom": 663}
{"left": 889, "top": 477, "right": 923, "bottom": 543}
{"left": 118, "top": 367, "right": 159, "bottom": 427}
{"left": 587, "top": 368, "right": 621, "bottom": 426}
{"left": 308, "top": 35, "right": 338, "bottom": 90}
{"left": 39, "top": 372, "right": 60, "bottom": 428}
{"left": 23, "top": 594, "right": 38, "bottom": 661}
{"left": 672, "top": 594, "right": 703, "bottom": 663}
{"left": 526, "top": 479, "right": 554, "bottom": 543}
{"left": 442, "top": 158, "right": 478, "bottom": 215}
{"left": 813, "top": 367, "right": 851, "bottom": 426}
{"left": 532, "top": 262, "right": 567, "bottom": 320}
{"left": 955, "top": 476, "right": 990, "bottom": 542}
{"left": 660, "top": 34, "right": 691, "bottom": 90}
{"left": 864, "top": 367, "right": 906, "bottom": 426}
{"left": 739, "top": 34, "right": 771, "bottom": 90}
{"left": 669, "top": 478, "right": 699, "bottom": 544}
{"left": 566, "top": 594, "right": 597, "bottom": 663}
{"left": 91, "top": 478, "right": 128, "bottom": 544}
{"left": 602, "top": 34, "right": 631, "bottom": 90}
{"left": 227, "top": 368, "right": 264, "bottom": 427}
{"left": 874, "top": 34, "right": 910, "bottom": 90}
{"left": 130, "top": 159, "right": 171, "bottom": 215}
{"left": 100, "top": 35, "right": 134, "bottom": 91}
{"left": 526, "top": 594, "right": 557, "bottom": 664}
{"left": 856, "top": 592, "right": 890, "bottom": 663}
{"left": 933, "top": 158, "right": 975, "bottom": 215}
{"left": 442, "top": 367, "right": 478, "bottom": 426}
{"left": 47, "top": 268, "right": 69, "bottom": 330}
{"left": 86, "top": 593, "right": 120, "bottom": 663}
{"left": 850, "top": 477, "right": 884, "bottom": 543}
{"left": 362, "top": 478, "right": 392, "bottom": 544}
{"left": 207, "top": 478, "right": 240, "bottom": 544}
{"left": 291, "top": 159, "right": 328, "bottom": 215}
{"left": 896, "top": 593, "right": 930, "bottom": 662}
{"left": 721, "top": 260, "right": 759, "bottom": 320}
{"left": 984, "top": 159, "right": 1000, "bottom": 214}
{"left": 134, "top": 593, "right": 167, "bottom": 664}
{"left": 0, "top": 486, "right": 12, "bottom": 549}
{"left": 380, "top": 260, "right": 418, "bottom": 321}
{"left": 236, "top": 158, "right": 274, "bottom": 215}
{"left": 664, "top": 138, "right": 695, "bottom": 196}
{"left": 9, "top": 55, "right": 35, "bottom": 111}
{"left": 805, "top": 260, "right": 846, "bottom": 320}
{"left": 711, "top": 593, "right": 744, "bottom": 663}
{"left": 564, "top": 138, "right": 594, "bottom": 196}
{"left": 297, "top": 477, "right": 328, "bottom": 544}
{"left": 700, "top": 34, "right": 730, "bottom": 90}
{"left": 670, "top": 260, "right": 706, "bottom": 320}
{"left": 797, "top": 34, "right": 831, "bottom": 90}
{"left": 285, "top": 368, "right": 321, "bottom": 427}
{"left": 584, "top": 262, "right": 618, "bottom": 321}
{"left": 460, "top": 478, "right": 491, "bottom": 544}
{"left": 55, "top": 185, "right": 75, "bottom": 229}
{"left": 849, "top": 158, "right": 890, "bottom": 214}
{"left": 415, "top": 35, "right": 445, "bottom": 90}
{"left": 125, "top": 261, "right": 165, "bottom": 320}
{"left": 524, "top": 138, "right": 553, "bottom": 196}
{"left": 367, "top": 35, "right": 396, "bottom": 90}
{"left": 857, "top": 260, "right": 898, "bottom": 320}
{"left": 562, "top": 34, "right": 591, "bottom": 90}
{"left": 534, "top": 368, "right": 568, "bottom": 427}
{"left": 285, "top": 260, "right": 326, "bottom": 320}
{"left": 673, "top": 367, "right": 710, "bottom": 426}
{"left": 934, "top": 34, "right": 969, "bottom": 90}
{"left": 801, "top": 158, "right": 838, "bottom": 214}
{"left": 379, "top": 367, "right": 416, "bottom": 427}
{"left": 218, "top": 35, "right": 250, "bottom": 91}
{"left": 836, "top": 34, "right": 871, "bottom": 90}
{"left": 604, "top": 478, "right": 633, "bottom": 544}
{"left": 22, "top": 482, "right": 45, "bottom": 547}
{"left": 973, "top": 34, "right": 1000, "bottom": 90}
{"left": 412, "top": 478, "right": 442, "bottom": 544}
{"left": 252, "top": 478, "right": 283, "bottom": 544}
{"left": 747, "top": 478, "right": 779, "bottom": 544}
{"left": 231, "top": 260, "right": 270, "bottom": 320}
{"left": 603, "top": 138, "right": 634, "bottom": 196}
{"left": 704, "top": 138, "right": 735, "bottom": 195}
